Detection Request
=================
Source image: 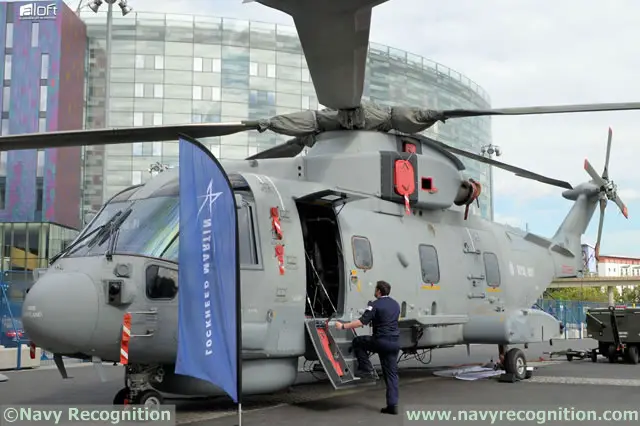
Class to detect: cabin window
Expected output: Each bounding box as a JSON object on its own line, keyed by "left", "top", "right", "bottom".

{"left": 419, "top": 244, "right": 440, "bottom": 284}
{"left": 146, "top": 265, "right": 178, "bottom": 300}
{"left": 483, "top": 252, "right": 501, "bottom": 287}
{"left": 352, "top": 236, "right": 372, "bottom": 270}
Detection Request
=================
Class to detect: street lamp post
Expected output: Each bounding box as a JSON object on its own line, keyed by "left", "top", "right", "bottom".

{"left": 480, "top": 144, "right": 502, "bottom": 221}
{"left": 86, "top": 0, "right": 132, "bottom": 128}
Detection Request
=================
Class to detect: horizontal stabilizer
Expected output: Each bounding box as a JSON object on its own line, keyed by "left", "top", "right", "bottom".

{"left": 550, "top": 244, "right": 574, "bottom": 258}
{"left": 523, "top": 233, "right": 552, "bottom": 249}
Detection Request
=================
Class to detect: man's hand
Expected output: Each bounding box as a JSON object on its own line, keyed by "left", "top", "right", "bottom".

{"left": 335, "top": 321, "right": 344, "bottom": 330}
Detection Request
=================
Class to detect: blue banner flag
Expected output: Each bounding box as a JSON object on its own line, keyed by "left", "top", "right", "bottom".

{"left": 175, "top": 135, "right": 241, "bottom": 404}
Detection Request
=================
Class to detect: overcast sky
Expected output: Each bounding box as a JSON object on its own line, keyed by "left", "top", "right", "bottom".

{"left": 77, "top": 0, "right": 640, "bottom": 256}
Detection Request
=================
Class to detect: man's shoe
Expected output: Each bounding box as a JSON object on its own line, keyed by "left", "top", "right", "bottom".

{"left": 381, "top": 406, "right": 398, "bottom": 415}
{"left": 354, "top": 369, "right": 376, "bottom": 379}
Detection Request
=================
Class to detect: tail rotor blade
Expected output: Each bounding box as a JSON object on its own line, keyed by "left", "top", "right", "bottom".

{"left": 584, "top": 159, "right": 607, "bottom": 187}
{"left": 594, "top": 198, "right": 606, "bottom": 261}
{"left": 613, "top": 196, "right": 629, "bottom": 219}
{"left": 603, "top": 127, "right": 613, "bottom": 180}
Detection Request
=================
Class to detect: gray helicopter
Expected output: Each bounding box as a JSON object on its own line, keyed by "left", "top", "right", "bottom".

{"left": 3, "top": 0, "right": 635, "bottom": 406}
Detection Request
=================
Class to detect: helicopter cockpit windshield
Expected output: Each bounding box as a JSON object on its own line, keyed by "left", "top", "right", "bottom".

{"left": 65, "top": 193, "right": 179, "bottom": 262}
{"left": 58, "top": 174, "right": 259, "bottom": 265}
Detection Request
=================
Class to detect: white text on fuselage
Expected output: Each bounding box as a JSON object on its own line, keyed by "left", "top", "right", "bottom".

{"left": 202, "top": 218, "right": 213, "bottom": 356}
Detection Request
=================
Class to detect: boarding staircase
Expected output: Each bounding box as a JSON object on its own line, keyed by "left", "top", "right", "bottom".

{"left": 304, "top": 318, "right": 379, "bottom": 389}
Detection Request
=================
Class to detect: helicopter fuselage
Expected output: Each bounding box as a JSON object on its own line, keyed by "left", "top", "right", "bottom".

{"left": 22, "top": 130, "right": 590, "bottom": 399}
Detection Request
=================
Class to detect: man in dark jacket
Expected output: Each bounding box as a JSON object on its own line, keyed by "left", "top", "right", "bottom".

{"left": 336, "top": 280, "right": 401, "bottom": 415}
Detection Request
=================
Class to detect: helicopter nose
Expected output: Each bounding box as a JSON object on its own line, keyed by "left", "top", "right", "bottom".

{"left": 22, "top": 272, "right": 98, "bottom": 354}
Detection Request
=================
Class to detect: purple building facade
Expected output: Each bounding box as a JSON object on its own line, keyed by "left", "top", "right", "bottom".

{"left": 0, "top": 0, "right": 85, "bottom": 230}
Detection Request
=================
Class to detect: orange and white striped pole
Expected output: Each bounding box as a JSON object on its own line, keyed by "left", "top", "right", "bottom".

{"left": 120, "top": 313, "right": 131, "bottom": 365}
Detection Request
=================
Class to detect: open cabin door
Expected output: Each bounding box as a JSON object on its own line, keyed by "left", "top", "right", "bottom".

{"left": 296, "top": 189, "right": 376, "bottom": 389}
{"left": 295, "top": 189, "right": 367, "bottom": 208}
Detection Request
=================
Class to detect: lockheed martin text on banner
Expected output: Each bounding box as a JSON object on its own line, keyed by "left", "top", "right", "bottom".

{"left": 175, "top": 136, "right": 240, "bottom": 403}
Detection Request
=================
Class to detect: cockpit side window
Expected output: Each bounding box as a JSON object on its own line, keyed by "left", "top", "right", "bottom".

{"left": 238, "top": 201, "right": 259, "bottom": 265}
{"left": 157, "top": 193, "right": 260, "bottom": 266}
{"left": 146, "top": 265, "right": 178, "bottom": 300}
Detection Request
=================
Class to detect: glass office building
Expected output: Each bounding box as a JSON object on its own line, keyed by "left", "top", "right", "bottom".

{"left": 80, "top": 12, "right": 494, "bottom": 219}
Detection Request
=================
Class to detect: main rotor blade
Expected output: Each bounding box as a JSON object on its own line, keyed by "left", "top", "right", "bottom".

{"left": 0, "top": 123, "right": 256, "bottom": 151}
{"left": 255, "top": 0, "right": 388, "bottom": 110}
{"left": 429, "top": 140, "right": 573, "bottom": 190}
{"left": 603, "top": 127, "right": 613, "bottom": 180}
{"left": 440, "top": 102, "right": 640, "bottom": 120}
{"left": 584, "top": 159, "right": 607, "bottom": 187}
{"left": 594, "top": 198, "right": 606, "bottom": 261}
{"left": 246, "top": 139, "right": 305, "bottom": 160}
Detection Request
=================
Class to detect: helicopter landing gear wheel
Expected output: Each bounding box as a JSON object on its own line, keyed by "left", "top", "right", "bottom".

{"left": 113, "top": 387, "right": 129, "bottom": 405}
{"left": 504, "top": 348, "right": 527, "bottom": 380}
{"left": 131, "top": 389, "right": 164, "bottom": 406}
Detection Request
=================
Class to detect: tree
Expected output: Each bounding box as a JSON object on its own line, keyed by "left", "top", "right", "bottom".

{"left": 545, "top": 287, "right": 611, "bottom": 302}
{"left": 617, "top": 287, "right": 640, "bottom": 305}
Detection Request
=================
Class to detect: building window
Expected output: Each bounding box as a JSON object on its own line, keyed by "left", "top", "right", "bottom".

{"left": 40, "top": 54, "right": 49, "bottom": 80}
{"left": 36, "top": 177, "right": 43, "bottom": 214}
{"left": 153, "top": 84, "right": 163, "bottom": 98}
{"left": 419, "top": 244, "right": 440, "bottom": 284}
{"left": 38, "top": 118, "right": 46, "bottom": 132}
{"left": 131, "top": 170, "right": 142, "bottom": 185}
{"left": 5, "top": 23, "right": 13, "bottom": 48}
{"left": 192, "top": 86, "right": 202, "bottom": 100}
{"left": 152, "top": 142, "right": 162, "bottom": 156}
{"left": 267, "top": 64, "right": 276, "bottom": 78}
{"left": 134, "top": 83, "right": 143, "bottom": 97}
{"left": 153, "top": 113, "right": 162, "bottom": 125}
{"left": 352, "top": 236, "right": 372, "bottom": 270}
{"left": 0, "top": 152, "right": 7, "bottom": 177}
{"left": 154, "top": 56, "right": 163, "bottom": 70}
{"left": 212, "top": 58, "right": 221, "bottom": 72}
{"left": 132, "top": 142, "right": 143, "bottom": 156}
{"left": 249, "top": 62, "right": 258, "bottom": 76}
{"left": 133, "top": 112, "right": 143, "bottom": 126}
{"left": 2, "top": 87, "right": 9, "bottom": 112}
{"left": 193, "top": 57, "right": 203, "bottom": 72}
{"left": 212, "top": 87, "right": 220, "bottom": 101}
{"left": 301, "top": 95, "right": 310, "bottom": 110}
{"left": 145, "top": 265, "right": 178, "bottom": 300}
{"left": 0, "top": 176, "right": 5, "bottom": 209}
{"left": 31, "top": 22, "right": 39, "bottom": 48}
{"left": 1, "top": 119, "right": 8, "bottom": 136}
{"left": 4, "top": 55, "right": 11, "bottom": 80}
{"left": 483, "top": 252, "right": 501, "bottom": 287}
{"left": 36, "top": 150, "right": 44, "bottom": 178}
{"left": 135, "top": 55, "right": 144, "bottom": 69}
{"left": 39, "top": 86, "right": 47, "bottom": 112}
{"left": 301, "top": 68, "right": 310, "bottom": 82}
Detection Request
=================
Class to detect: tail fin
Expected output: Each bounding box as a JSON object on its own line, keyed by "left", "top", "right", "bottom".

{"left": 551, "top": 183, "right": 600, "bottom": 277}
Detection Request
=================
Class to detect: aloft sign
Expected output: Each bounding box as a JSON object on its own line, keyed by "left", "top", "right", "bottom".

{"left": 18, "top": 3, "right": 58, "bottom": 20}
